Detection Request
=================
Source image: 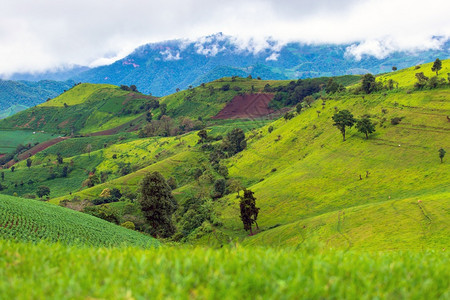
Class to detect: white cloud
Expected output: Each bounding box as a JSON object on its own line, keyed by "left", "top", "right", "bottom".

{"left": 160, "top": 49, "right": 182, "bottom": 61}
{"left": 0, "top": 0, "right": 449, "bottom": 76}
{"left": 266, "top": 53, "right": 280, "bottom": 61}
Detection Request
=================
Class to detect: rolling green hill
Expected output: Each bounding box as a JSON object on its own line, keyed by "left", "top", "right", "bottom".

{"left": 0, "top": 61, "right": 448, "bottom": 252}
{"left": 0, "top": 194, "right": 159, "bottom": 247}
{"left": 0, "top": 83, "right": 156, "bottom": 135}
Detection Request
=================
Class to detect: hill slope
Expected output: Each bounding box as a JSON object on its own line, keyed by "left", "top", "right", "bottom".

{"left": 0, "top": 83, "right": 156, "bottom": 135}
{"left": 0, "top": 194, "right": 159, "bottom": 247}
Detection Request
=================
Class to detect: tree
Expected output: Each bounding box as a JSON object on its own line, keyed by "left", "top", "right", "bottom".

{"left": 415, "top": 72, "right": 429, "bottom": 89}
{"left": 61, "top": 166, "right": 68, "bottom": 178}
{"left": 361, "top": 73, "right": 377, "bottom": 94}
{"left": 36, "top": 186, "right": 50, "bottom": 198}
{"left": 213, "top": 179, "right": 226, "bottom": 199}
{"left": 1, "top": 172, "right": 4, "bottom": 181}
{"left": 356, "top": 116, "right": 376, "bottom": 139}
{"left": 392, "top": 66, "right": 397, "bottom": 71}
{"left": 197, "top": 129, "right": 208, "bottom": 143}
{"left": 159, "top": 103, "right": 167, "bottom": 116}
{"left": 224, "top": 128, "right": 246, "bottom": 155}
{"left": 26, "top": 158, "right": 32, "bottom": 169}
{"left": 238, "top": 189, "right": 259, "bottom": 235}
{"left": 86, "top": 144, "right": 92, "bottom": 159}
{"left": 139, "top": 172, "right": 178, "bottom": 238}
{"left": 431, "top": 58, "right": 442, "bottom": 75}
{"left": 439, "top": 148, "right": 446, "bottom": 163}
{"left": 56, "top": 153, "right": 63, "bottom": 164}
{"left": 11, "top": 166, "right": 15, "bottom": 172}
{"left": 332, "top": 110, "right": 356, "bottom": 141}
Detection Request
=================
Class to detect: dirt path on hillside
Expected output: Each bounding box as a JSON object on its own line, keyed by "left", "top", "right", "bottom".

{"left": 1, "top": 114, "right": 145, "bottom": 169}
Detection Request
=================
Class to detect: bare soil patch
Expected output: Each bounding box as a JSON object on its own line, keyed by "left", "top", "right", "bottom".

{"left": 212, "top": 93, "right": 275, "bottom": 119}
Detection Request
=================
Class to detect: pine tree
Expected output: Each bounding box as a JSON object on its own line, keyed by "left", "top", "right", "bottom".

{"left": 238, "top": 189, "right": 260, "bottom": 235}
{"left": 139, "top": 171, "right": 178, "bottom": 238}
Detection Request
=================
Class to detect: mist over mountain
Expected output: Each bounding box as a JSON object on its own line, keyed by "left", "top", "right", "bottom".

{"left": 6, "top": 34, "right": 450, "bottom": 97}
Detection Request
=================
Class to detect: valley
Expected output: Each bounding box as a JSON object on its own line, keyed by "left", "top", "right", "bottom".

{"left": 0, "top": 58, "right": 449, "bottom": 298}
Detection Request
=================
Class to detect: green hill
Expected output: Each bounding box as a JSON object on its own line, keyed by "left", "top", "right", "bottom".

{"left": 0, "top": 83, "right": 157, "bottom": 135}
{"left": 213, "top": 86, "right": 449, "bottom": 249}
{"left": 0, "top": 194, "right": 159, "bottom": 247}
{"left": 0, "top": 62, "right": 448, "bottom": 251}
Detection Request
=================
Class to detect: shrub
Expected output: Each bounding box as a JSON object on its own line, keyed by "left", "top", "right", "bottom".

{"left": 121, "top": 221, "right": 136, "bottom": 230}
{"left": 391, "top": 117, "right": 403, "bottom": 125}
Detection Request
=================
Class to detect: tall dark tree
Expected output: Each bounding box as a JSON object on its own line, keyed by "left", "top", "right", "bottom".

{"left": 139, "top": 171, "right": 178, "bottom": 238}
{"left": 26, "top": 158, "right": 32, "bottom": 169}
{"left": 1, "top": 172, "right": 4, "bottom": 181}
{"left": 61, "top": 166, "right": 68, "bottom": 178}
{"left": 439, "top": 148, "right": 446, "bottom": 163}
{"left": 238, "top": 189, "right": 259, "bottom": 235}
{"left": 56, "top": 153, "right": 63, "bottom": 164}
{"left": 361, "top": 73, "right": 377, "bottom": 94}
{"left": 356, "top": 116, "right": 376, "bottom": 139}
{"left": 332, "top": 110, "right": 356, "bottom": 141}
{"left": 431, "top": 58, "right": 442, "bottom": 75}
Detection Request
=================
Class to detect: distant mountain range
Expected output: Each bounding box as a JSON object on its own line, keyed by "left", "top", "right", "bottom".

{"left": 0, "top": 79, "right": 75, "bottom": 116}
{"left": 4, "top": 33, "right": 450, "bottom": 98}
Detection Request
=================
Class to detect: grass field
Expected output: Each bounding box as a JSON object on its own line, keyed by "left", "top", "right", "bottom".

{"left": 0, "top": 130, "right": 55, "bottom": 153}
{"left": 0, "top": 194, "right": 159, "bottom": 247}
{"left": 0, "top": 240, "right": 448, "bottom": 299}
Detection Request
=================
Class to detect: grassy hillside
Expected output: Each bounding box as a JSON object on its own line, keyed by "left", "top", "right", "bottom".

{"left": 0, "top": 130, "right": 55, "bottom": 154}
{"left": 213, "top": 86, "right": 449, "bottom": 248}
{"left": 0, "top": 83, "right": 156, "bottom": 135}
{"left": 378, "top": 59, "right": 450, "bottom": 88}
{"left": 1, "top": 240, "right": 449, "bottom": 299}
{"left": 0, "top": 194, "right": 159, "bottom": 247}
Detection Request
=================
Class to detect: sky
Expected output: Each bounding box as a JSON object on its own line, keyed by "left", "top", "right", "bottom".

{"left": 0, "top": 0, "right": 449, "bottom": 76}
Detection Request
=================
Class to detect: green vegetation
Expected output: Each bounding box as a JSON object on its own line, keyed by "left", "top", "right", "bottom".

{"left": 0, "top": 194, "right": 159, "bottom": 247}
{"left": 0, "top": 130, "right": 54, "bottom": 154}
{"left": 1, "top": 241, "right": 448, "bottom": 299}
{"left": 0, "top": 83, "right": 156, "bottom": 135}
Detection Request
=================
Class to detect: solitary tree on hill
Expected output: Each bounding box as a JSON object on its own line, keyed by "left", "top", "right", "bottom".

{"left": 86, "top": 144, "right": 92, "bottom": 159}
{"left": 356, "top": 116, "right": 376, "bottom": 139}
{"left": 57, "top": 153, "right": 63, "bottom": 164}
{"left": 439, "top": 148, "right": 446, "bottom": 163}
{"left": 238, "top": 188, "right": 259, "bottom": 235}
{"left": 26, "top": 158, "right": 32, "bottom": 169}
{"left": 392, "top": 66, "right": 397, "bottom": 71}
{"left": 223, "top": 128, "right": 246, "bottom": 155}
{"left": 1, "top": 172, "right": 4, "bottom": 181}
{"left": 332, "top": 110, "right": 356, "bottom": 141}
{"left": 139, "top": 171, "right": 178, "bottom": 238}
{"left": 432, "top": 58, "right": 442, "bottom": 75}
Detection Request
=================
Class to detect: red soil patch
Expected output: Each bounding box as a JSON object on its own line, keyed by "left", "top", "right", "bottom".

{"left": 58, "top": 120, "right": 70, "bottom": 128}
{"left": 212, "top": 93, "right": 275, "bottom": 119}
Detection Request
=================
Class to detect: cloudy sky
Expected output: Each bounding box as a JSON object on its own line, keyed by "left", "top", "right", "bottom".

{"left": 0, "top": 0, "right": 449, "bottom": 76}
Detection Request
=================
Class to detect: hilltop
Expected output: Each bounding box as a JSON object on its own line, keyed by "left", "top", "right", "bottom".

{"left": 0, "top": 83, "right": 156, "bottom": 135}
